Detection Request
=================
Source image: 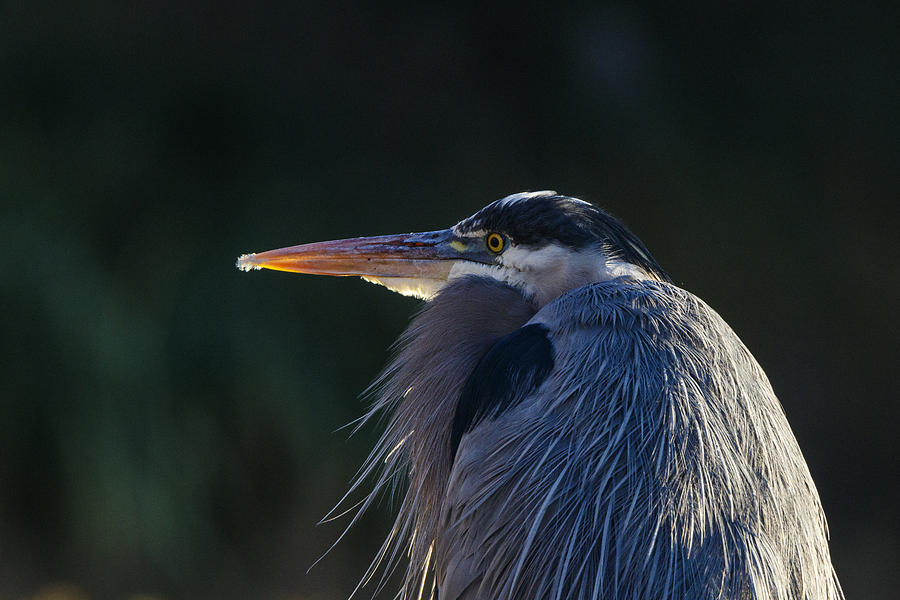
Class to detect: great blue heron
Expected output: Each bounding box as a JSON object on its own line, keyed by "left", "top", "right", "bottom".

{"left": 237, "top": 191, "right": 843, "bottom": 600}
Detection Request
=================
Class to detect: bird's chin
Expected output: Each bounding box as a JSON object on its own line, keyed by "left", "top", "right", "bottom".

{"left": 360, "top": 276, "right": 449, "bottom": 300}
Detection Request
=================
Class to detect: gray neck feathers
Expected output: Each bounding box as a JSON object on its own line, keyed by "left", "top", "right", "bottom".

{"left": 341, "top": 276, "right": 536, "bottom": 597}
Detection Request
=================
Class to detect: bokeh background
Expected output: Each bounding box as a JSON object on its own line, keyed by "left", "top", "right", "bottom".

{"left": 2, "top": 2, "right": 897, "bottom": 599}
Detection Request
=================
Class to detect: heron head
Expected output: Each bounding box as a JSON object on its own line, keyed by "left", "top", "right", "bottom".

{"left": 237, "top": 191, "right": 668, "bottom": 306}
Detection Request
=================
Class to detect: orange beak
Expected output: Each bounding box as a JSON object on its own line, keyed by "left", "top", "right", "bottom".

{"left": 236, "top": 229, "right": 469, "bottom": 282}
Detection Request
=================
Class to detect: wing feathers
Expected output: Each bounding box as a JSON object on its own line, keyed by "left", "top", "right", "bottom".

{"left": 435, "top": 279, "right": 842, "bottom": 600}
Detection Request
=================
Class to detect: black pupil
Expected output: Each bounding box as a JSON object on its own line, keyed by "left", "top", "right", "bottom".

{"left": 489, "top": 235, "right": 500, "bottom": 249}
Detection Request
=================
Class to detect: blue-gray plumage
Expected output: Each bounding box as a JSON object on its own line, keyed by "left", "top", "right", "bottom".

{"left": 237, "top": 191, "right": 843, "bottom": 599}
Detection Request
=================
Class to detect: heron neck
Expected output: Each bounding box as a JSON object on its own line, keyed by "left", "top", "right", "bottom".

{"left": 365, "top": 276, "right": 537, "bottom": 582}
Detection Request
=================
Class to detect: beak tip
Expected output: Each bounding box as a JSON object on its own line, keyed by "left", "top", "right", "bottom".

{"left": 236, "top": 253, "right": 262, "bottom": 272}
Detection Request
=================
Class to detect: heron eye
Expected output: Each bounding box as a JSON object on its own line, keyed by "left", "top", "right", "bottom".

{"left": 486, "top": 232, "right": 505, "bottom": 253}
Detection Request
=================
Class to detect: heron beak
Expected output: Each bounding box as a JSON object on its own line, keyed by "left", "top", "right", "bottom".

{"left": 236, "top": 229, "right": 473, "bottom": 297}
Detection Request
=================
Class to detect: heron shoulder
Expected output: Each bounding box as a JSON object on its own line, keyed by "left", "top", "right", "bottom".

{"left": 531, "top": 277, "right": 767, "bottom": 402}
{"left": 531, "top": 277, "right": 728, "bottom": 353}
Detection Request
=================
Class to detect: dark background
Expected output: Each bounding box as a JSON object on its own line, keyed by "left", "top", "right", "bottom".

{"left": 2, "top": 2, "right": 897, "bottom": 599}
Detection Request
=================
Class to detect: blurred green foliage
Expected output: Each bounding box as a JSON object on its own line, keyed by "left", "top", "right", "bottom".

{"left": 1, "top": 2, "right": 897, "bottom": 599}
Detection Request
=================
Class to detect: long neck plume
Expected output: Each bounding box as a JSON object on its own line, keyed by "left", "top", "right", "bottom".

{"left": 344, "top": 276, "right": 536, "bottom": 598}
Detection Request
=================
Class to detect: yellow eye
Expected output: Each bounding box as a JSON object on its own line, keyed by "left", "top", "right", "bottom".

{"left": 486, "top": 232, "right": 505, "bottom": 253}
